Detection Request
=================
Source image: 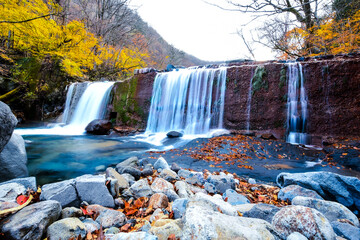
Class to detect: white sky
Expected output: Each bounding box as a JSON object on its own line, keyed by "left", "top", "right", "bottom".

{"left": 129, "top": 0, "right": 276, "bottom": 62}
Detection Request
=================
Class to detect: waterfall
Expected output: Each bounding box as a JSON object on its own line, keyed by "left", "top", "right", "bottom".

{"left": 286, "top": 63, "right": 309, "bottom": 144}
{"left": 146, "top": 67, "right": 227, "bottom": 135}
{"left": 62, "top": 82, "right": 89, "bottom": 124}
{"left": 245, "top": 68, "right": 255, "bottom": 132}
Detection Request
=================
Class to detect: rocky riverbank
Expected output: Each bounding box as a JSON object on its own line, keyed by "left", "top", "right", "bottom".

{"left": 1, "top": 156, "right": 359, "bottom": 240}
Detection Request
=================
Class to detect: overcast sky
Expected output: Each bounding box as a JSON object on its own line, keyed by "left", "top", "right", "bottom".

{"left": 129, "top": 0, "right": 275, "bottom": 62}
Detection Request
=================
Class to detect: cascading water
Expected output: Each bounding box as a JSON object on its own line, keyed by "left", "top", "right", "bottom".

{"left": 286, "top": 63, "right": 309, "bottom": 144}
{"left": 16, "top": 81, "right": 114, "bottom": 135}
{"left": 146, "top": 67, "right": 227, "bottom": 136}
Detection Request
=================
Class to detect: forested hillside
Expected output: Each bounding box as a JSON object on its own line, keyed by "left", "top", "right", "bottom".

{"left": 0, "top": 0, "right": 207, "bottom": 121}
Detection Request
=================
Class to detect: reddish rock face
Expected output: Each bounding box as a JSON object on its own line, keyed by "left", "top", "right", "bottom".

{"left": 115, "top": 56, "right": 360, "bottom": 139}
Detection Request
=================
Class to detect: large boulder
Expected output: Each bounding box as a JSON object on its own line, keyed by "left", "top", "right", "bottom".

{"left": 278, "top": 184, "right": 324, "bottom": 202}
{"left": 0, "top": 200, "right": 61, "bottom": 240}
{"left": 0, "top": 132, "right": 28, "bottom": 181}
{"left": 0, "top": 177, "right": 37, "bottom": 191}
{"left": 0, "top": 101, "right": 17, "bottom": 153}
{"left": 85, "top": 119, "right": 112, "bottom": 135}
{"left": 276, "top": 172, "right": 360, "bottom": 211}
{"left": 40, "top": 179, "right": 80, "bottom": 208}
{"left": 272, "top": 205, "right": 336, "bottom": 239}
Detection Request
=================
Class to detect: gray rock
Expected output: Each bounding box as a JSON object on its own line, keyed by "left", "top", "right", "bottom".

{"left": 166, "top": 131, "right": 183, "bottom": 138}
{"left": 160, "top": 169, "right": 179, "bottom": 182}
{"left": 0, "top": 201, "right": 19, "bottom": 211}
{"left": 150, "top": 208, "right": 164, "bottom": 223}
{"left": 182, "top": 200, "right": 279, "bottom": 239}
{"left": 112, "top": 232, "right": 158, "bottom": 240}
{"left": 278, "top": 184, "right": 324, "bottom": 202}
{"left": 207, "top": 174, "right": 236, "bottom": 194}
{"left": 178, "top": 169, "right": 191, "bottom": 179}
{"left": 0, "top": 200, "right": 61, "bottom": 240}
{"left": 189, "top": 185, "right": 207, "bottom": 195}
{"left": 171, "top": 162, "right": 181, "bottom": 173}
{"left": 117, "top": 166, "right": 142, "bottom": 180}
{"left": 223, "top": 189, "right": 250, "bottom": 205}
{"left": 153, "top": 157, "right": 170, "bottom": 171}
{"left": 164, "top": 189, "right": 180, "bottom": 202}
{"left": 185, "top": 171, "right": 205, "bottom": 186}
{"left": 40, "top": 179, "right": 79, "bottom": 208}
{"left": 151, "top": 177, "right": 174, "bottom": 193}
{"left": 0, "top": 133, "right": 28, "bottom": 181}
{"left": 272, "top": 205, "right": 336, "bottom": 239}
{"left": 116, "top": 156, "right": 139, "bottom": 168}
{"left": 204, "top": 182, "right": 216, "bottom": 194}
{"left": 248, "top": 178, "right": 257, "bottom": 184}
{"left": 277, "top": 172, "right": 360, "bottom": 211}
{"left": 122, "top": 173, "right": 136, "bottom": 185}
{"left": 108, "top": 177, "right": 120, "bottom": 197}
{"left": 106, "top": 226, "right": 121, "bottom": 235}
{"left": 242, "top": 203, "right": 280, "bottom": 223}
{"left": 129, "top": 179, "right": 153, "bottom": 198}
{"left": 331, "top": 221, "right": 360, "bottom": 240}
{"left": 141, "top": 164, "right": 154, "bottom": 177}
{"left": 0, "top": 182, "right": 26, "bottom": 202}
{"left": 106, "top": 167, "right": 130, "bottom": 190}
{"left": 86, "top": 204, "right": 126, "bottom": 228}
{"left": 194, "top": 192, "right": 237, "bottom": 216}
{"left": 149, "top": 219, "right": 182, "bottom": 239}
{"left": 85, "top": 119, "right": 112, "bottom": 135}
{"left": 61, "top": 207, "right": 83, "bottom": 219}
{"left": 172, "top": 198, "right": 189, "bottom": 219}
{"left": 0, "top": 101, "right": 17, "bottom": 153}
{"left": 292, "top": 196, "right": 359, "bottom": 227}
{"left": 47, "top": 217, "right": 86, "bottom": 240}
{"left": 0, "top": 176, "right": 36, "bottom": 191}
{"left": 287, "top": 232, "right": 308, "bottom": 240}
{"left": 141, "top": 220, "right": 151, "bottom": 232}
{"left": 175, "top": 181, "right": 194, "bottom": 199}
{"left": 75, "top": 174, "right": 115, "bottom": 208}
{"left": 233, "top": 204, "right": 257, "bottom": 214}
{"left": 83, "top": 218, "right": 100, "bottom": 233}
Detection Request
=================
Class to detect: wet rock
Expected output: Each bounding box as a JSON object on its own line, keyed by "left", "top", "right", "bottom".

{"left": 272, "top": 205, "right": 336, "bottom": 239}
{"left": 85, "top": 119, "right": 112, "bottom": 135}
{"left": 160, "top": 169, "right": 179, "bottom": 182}
{"left": 185, "top": 171, "right": 205, "bottom": 186}
{"left": 182, "top": 200, "right": 278, "bottom": 239}
{"left": 0, "top": 133, "right": 28, "bottom": 181}
{"left": 178, "top": 169, "right": 191, "bottom": 179}
{"left": 0, "top": 182, "right": 26, "bottom": 202}
{"left": 164, "top": 189, "right": 179, "bottom": 202}
{"left": 207, "top": 174, "right": 236, "bottom": 194}
{"left": 0, "top": 101, "right": 17, "bottom": 153}
{"left": 153, "top": 157, "right": 170, "bottom": 171}
{"left": 0, "top": 177, "right": 37, "bottom": 191}
{"left": 40, "top": 179, "right": 79, "bottom": 208}
{"left": 149, "top": 193, "right": 169, "bottom": 209}
{"left": 75, "top": 174, "right": 115, "bottom": 208}
{"left": 129, "top": 179, "right": 153, "bottom": 198}
{"left": 194, "top": 192, "right": 237, "bottom": 216}
{"left": 116, "top": 156, "right": 139, "bottom": 168}
{"left": 112, "top": 232, "right": 158, "bottom": 240}
{"left": 106, "top": 167, "right": 129, "bottom": 190}
{"left": 150, "top": 219, "right": 182, "bottom": 240}
{"left": 242, "top": 203, "right": 280, "bottom": 223}
{"left": 166, "top": 131, "right": 183, "bottom": 138}
{"left": 331, "top": 221, "right": 360, "bottom": 240}
{"left": 204, "top": 182, "right": 216, "bottom": 194}
{"left": 82, "top": 218, "right": 100, "bottom": 233}
{"left": 117, "top": 166, "right": 141, "bottom": 180}
{"left": 276, "top": 172, "right": 360, "bottom": 211}
{"left": 287, "top": 232, "right": 308, "bottom": 240}
{"left": 278, "top": 184, "right": 324, "bottom": 202}
{"left": 175, "top": 181, "right": 194, "bottom": 199}
{"left": 87, "top": 204, "right": 126, "bottom": 228}
{"left": 141, "top": 164, "right": 154, "bottom": 177}
{"left": 61, "top": 207, "right": 83, "bottom": 219}
{"left": 47, "top": 217, "right": 86, "bottom": 240}
{"left": 0, "top": 200, "right": 61, "bottom": 240}
{"left": 292, "top": 196, "right": 359, "bottom": 227}
{"left": 172, "top": 198, "right": 189, "bottom": 219}
{"left": 171, "top": 162, "right": 181, "bottom": 173}
{"left": 151, "top": 178, "right": 174, "bottom": 193}
{"left": 223, "top": 189, "right": 250, "bottom": 205}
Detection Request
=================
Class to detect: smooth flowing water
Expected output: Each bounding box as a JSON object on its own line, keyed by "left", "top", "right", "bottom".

{"left": 286, "top": 63, "right": 309, "bottom": 144}
{"left": 146, "top": 67, "right": 227, "bottom": 136}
